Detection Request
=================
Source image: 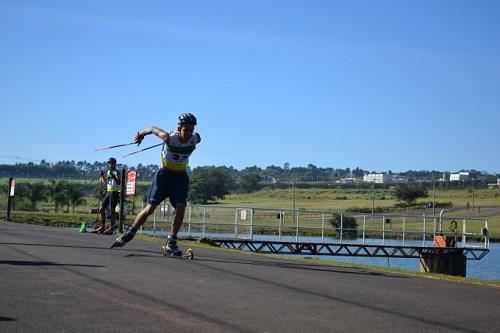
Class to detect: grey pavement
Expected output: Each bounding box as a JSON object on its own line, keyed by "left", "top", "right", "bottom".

{"left": 1, "top": 221, "right": 499, "bottom": 333}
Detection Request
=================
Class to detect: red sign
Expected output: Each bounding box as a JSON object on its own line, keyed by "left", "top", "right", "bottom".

{"left": 126, "top": 170, "right": 137, "bottom": 196}
{"left": 9, "top": 179, "right": 16, "bottom": 197}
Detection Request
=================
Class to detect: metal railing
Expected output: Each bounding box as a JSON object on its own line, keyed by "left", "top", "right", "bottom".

{"left": 141, "top": 205, "right": 489, "bottom": 250}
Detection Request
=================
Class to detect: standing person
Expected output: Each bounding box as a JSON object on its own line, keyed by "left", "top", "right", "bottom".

{"left": 93, "top": 157, "right": 121, "bottom": 234}
{"left": 111, "top": 113, "right": 200, "bottom": 255}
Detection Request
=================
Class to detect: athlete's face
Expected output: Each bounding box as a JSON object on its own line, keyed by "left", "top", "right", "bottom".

{"left": 179, "top": 124, "right": 195, "bottom": 142}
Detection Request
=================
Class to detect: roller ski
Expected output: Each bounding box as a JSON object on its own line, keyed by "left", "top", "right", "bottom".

{"left": 160, "top": 246, "right": 193, "bottom": 260}
{"left": 160, "top": 235, "right": 194, "bottom": 260}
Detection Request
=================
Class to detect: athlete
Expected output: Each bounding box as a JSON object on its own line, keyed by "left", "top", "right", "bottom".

{"left": 93, "top": 157, "right": 120, "bottom": 234}
{"left": 111, "top": 113, "right": 200, "bottom": 255}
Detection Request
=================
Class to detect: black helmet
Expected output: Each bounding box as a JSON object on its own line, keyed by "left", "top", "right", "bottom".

{"left": 178, "top": 113, "right": 197, "bottom": 126}
{"left": 107, "top": 157, "right": 117, "bottom": 164}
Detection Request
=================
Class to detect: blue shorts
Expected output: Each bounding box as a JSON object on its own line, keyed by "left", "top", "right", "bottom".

{"left": 148, "top": 169, "right": 189, "bottom": 207}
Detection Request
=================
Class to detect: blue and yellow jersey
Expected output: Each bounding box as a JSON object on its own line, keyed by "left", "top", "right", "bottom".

{"left": 160, "top": 131, "right": 201, "bottom": 172}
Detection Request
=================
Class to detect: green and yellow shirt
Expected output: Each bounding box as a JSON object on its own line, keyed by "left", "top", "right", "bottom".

{"left": 161, "top": 131, "right": 201, "bottom": 172}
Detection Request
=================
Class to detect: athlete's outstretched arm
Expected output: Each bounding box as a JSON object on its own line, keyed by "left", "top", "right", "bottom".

{"left": 135, "top": 126, "right": 169, "bottom": 145}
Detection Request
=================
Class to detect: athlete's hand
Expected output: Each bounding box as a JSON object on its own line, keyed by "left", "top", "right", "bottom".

{"left": 134, "top": 131, "right": 144, "bottom": 145}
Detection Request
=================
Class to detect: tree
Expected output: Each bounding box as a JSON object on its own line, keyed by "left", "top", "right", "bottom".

{"left": 329, "top": 214, "right": 358, "bottom": 239}
{"left": 48, "top": 180, "right": 68, "bottom": 212}
{"left": 66, "top": 183, "right": 86, "bottom": 213}
{"left": 393, "top": 184, "right": 428, "bottom": 205}
{"left": 239, "top": 172, "right": 261, "bottom": 193}
{"left": 22, "top": 182, "right": 48, "bottom": 211}
{"left": 189, "top": 166, "right": 234, "bottom": 204}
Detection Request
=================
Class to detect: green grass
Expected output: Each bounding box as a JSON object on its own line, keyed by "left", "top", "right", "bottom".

{"left": 219, "top": 188, "right": 500, "bottom": 211}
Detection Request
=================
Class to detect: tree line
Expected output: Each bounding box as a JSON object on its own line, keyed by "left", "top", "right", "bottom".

{"left": 1, "top": 180, "right": 90, "bottom": 213}
{"left": 0, "top": 173, "right": 434, "bottom": 214}
{"left": 0, "top": 160, "right": 160, "bottom": 181}
{"left": 2, "top": 160, "right": 498, "bottom": 211}
{"left": 2, "top": 160, "right": 497, "bottom": 184}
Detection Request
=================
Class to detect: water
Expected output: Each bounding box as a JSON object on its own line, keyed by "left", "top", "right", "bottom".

{"left": 264, "top": 236, "right": 500, "bottom": 281}
{"left": 151, "top": 230, "right": 500, "bottom": 281}
{"left": 287, "top": 244, "right": 500, "bottom": 281}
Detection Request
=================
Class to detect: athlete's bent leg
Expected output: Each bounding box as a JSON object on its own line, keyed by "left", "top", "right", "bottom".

{"left": 111, "top": 203, "right": 158, "bottom": 248}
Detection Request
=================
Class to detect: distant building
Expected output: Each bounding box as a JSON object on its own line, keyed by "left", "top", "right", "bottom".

{"left": 449, "top": 171, "right": 486, "bottom": 182}
{"left": 363, "top": 173, "right": 408, "bottom": 184}
{"left": 391, "top": 175, "right": 409, "bottom": 183}
{"left": 450, "top": 172, "right": 470, "bottom": 182}
{"left": 338, "top": 177, "right": 357, "bottom": 185}
{"left": 488, "top": 179, "right": 500, "bottom": 189}
{"left": 363, "top": 173, "right": 391, "bottom": 183}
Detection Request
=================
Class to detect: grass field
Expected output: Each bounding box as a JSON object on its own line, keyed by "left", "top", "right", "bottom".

{"left": 1, "top": 182, "right": 499, "bottom": 239}
{"left": 218, "top": 187, "right": 500, "bottom": 211}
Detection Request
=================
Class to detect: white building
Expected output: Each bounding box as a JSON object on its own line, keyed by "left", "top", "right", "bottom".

{"left": 363, "top": 173, "right": 392, "bottom": 184}
{"left": 449, "top": 172, "right": 470, "bottom": 182}
{"left": 391, "top": 175, "right": 409, "bottom": 184}
{"left": 449, "top": 171, "right": 486, "bottom": 182}
{"left": 338, "top": 177, "right": 357, "bottom": 185}
{"left": 363, "top": 173, "right": 409, "bottom": 184}
{"left": 488, "top": 179, "right": 500, "bottom": 189}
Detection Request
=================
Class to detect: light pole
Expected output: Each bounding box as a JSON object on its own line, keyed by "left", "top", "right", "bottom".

{"left": 472, "top": 178, "right": 475, "bottom": 213}
{"left": 292, "top": 178, "right": 297, "bottom": 229}
{"left": 371, "top": 181, "right": 375, "bottom": 215}
{"left": 432, "top": 177, "right": 436, "bottom": 217}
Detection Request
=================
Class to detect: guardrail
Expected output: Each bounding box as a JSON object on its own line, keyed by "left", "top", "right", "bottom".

{"left": 141, "top": 205, "right": 489, "bottom": 250}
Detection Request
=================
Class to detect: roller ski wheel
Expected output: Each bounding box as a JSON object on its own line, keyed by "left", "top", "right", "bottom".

{"left": 160, "top": 246, "right": 194, "bottom": 260}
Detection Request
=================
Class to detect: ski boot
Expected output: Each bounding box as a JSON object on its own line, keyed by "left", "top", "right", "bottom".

{"left": 103, "top": 225, "right": 115, "bottom": 235}
{"left": 162, "top": 235, "right": 182, "bottom": 256}
{"left": 91, "top": 225, "right": 105, "bottom": 233}
{"left": 110, "top": 229, "right": 136, "bottom": 249}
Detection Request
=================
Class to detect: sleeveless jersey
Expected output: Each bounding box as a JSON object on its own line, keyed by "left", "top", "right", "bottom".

{"left": 160, "top": 131, "right": 201, "bottom": 171}
{"left": 106, "top": 170, "right": 120, "bottom": 192}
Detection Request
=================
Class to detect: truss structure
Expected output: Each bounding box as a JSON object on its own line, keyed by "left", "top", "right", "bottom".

{"left": 210, "top": 239, "right": 489, "bottom": 260}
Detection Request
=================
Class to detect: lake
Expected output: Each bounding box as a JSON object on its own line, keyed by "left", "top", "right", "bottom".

{"left": 162, "top": 230, "right": 500, "bottom": 281}
{"left": 258, "top": 236, "right": 500, "bottom": 281}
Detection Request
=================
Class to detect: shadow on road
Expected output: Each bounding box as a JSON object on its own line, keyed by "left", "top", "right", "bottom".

{"left": 0, "top": 241, "right": 111, "bottom": 251}
{"left": 196, "top": 255, "right": 405, "bottom": 277}
{"left": 0, "top": 260, "right": 105, "bottom": 268}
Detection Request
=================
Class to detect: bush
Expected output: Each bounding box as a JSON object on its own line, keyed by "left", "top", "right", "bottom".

{"left": 393, "top": 184, "right": 428, "bottom": 204}
{"left": 329, "top": 213, "right": 358, "bottom": 239}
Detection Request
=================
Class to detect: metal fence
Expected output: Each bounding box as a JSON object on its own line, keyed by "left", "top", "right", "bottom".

{"left": 140, "top": 205, "right": 489, "bottom": 249}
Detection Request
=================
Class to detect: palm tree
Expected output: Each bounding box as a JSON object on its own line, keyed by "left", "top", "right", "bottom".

{"left": 25, "top": 182, "right": 48, "bottom": 211}
{"left": 66, "top": 183, "right": 86, "bottom": 213}
{"left": 48, "top": 180, "right": 69, "bottom": 213}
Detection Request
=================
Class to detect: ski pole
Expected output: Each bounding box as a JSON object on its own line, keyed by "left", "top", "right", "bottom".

{"left": 122, "top": 143, "right": 163, "bottom": 157}
{"left": 94, "top": 142, "right": 137, "bottom": 151}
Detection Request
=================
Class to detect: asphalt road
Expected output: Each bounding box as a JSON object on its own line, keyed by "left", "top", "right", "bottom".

{"left": 1, "top": 221, "right": 499, "bottom": 333}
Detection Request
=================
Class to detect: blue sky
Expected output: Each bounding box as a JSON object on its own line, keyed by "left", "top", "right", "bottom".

{"left": 1, "top": 0, "right": 499, "bottom": 173}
